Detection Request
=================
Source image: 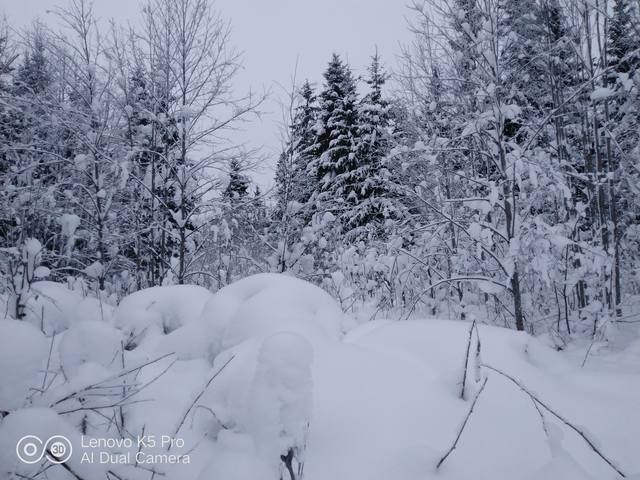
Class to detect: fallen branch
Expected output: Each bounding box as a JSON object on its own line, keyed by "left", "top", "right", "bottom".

{"left": 436, "top": 377, "right": 489, "bottom": 469}
{"left": 482, "top": 363, "right": 627, "bottom": 478}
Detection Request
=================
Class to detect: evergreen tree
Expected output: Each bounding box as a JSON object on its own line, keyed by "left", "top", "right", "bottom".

{"left": 500, "top": 0, "right": 549, "bottom": 141}
{"left": 291, "top": 80, "right": 319, "bottom": 209}
{"left": 224, "top": 158, "right": 250, "bottom": 200}
{"left": 1, "top": 26, "right": 60, "bottom": 274}
{"left": 308, "top": 54, "right": 360, "bottom": 228}
{"left": 608, "top": 0, "right": 639, "bottom": 77}
{"left": 347, "top": 51, "right": 396, "bottom": 239}
{"left": 217, "top": 159, "right": 259, "bottom": 285}
{"left": 275, "top": 80, "right": 318, "bottom": 218}
{"left": 608, "top": 0, "right": 640, "bottom": 303}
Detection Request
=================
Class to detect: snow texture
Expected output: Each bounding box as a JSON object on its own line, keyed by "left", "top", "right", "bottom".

{"left": 0, "top": 320, "right": 48, "bottom": 411}
{"left": 0, "top": 276, "right": 639, "bottom": 480}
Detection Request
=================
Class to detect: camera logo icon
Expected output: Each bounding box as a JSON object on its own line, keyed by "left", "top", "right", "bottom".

{"left": 16, "top": 435, "right": 73, "bottom": 464}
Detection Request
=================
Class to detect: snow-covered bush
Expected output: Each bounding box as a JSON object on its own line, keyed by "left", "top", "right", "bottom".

{"left": 58, "top": 320, "right": 123, "bottom": 377}
{"left": 197, "top": 273, "right": 343, "bottom": 360}
{"left": 113, "top": 284, "right": 213, "bottom": 348}
{"left": 22, "top": 281, "right": 87, "bottom": 334}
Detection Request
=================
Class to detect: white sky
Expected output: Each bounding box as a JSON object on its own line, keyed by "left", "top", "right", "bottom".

{"left": 2, "top": 0, "right": 411, "bottom": 188}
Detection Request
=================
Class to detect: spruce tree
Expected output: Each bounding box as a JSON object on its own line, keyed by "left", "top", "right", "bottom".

{"left": 347, "top": 52, "right": 396, "bottom": 239}
{"left": 292, "top": 80, "right": 319, "bottom": 209}
{"left": 224, "top": 158, "right": 250, "bottom": 200}
{"left": 308, "top": 54, "right": 360, "bottom": 228}
{"left": 608, "top": 0, "right": 639, "bottom": 77}
{"left": 275, "top": 80, "right": 318, "bottom": 218}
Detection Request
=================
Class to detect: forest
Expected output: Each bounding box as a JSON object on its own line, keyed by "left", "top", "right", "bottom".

{"left": 2, "top": 0, "right": 639, "bottom": 338}
{"left": 1, "top": 0, "right": 639, "bottom": 336}
{"left": 0, "top": 1, "right": 639, "bottom": 478}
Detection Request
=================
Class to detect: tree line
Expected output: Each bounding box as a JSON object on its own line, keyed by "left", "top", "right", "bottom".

{"left": 1, "top": 0, "right": 639, "bottom": 337}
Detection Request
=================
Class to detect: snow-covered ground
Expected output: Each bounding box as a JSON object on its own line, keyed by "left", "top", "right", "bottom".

{"left": 1, "top": 274, "right": 639, "bottom": 480}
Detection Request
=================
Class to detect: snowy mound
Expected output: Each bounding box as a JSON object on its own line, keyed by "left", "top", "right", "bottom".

{"left": 16, "top": 281, "right": 114, "bottom": 335}
{"left": 23, "top": 282, "right": 85, "bottom": 334}
{"left": 304, "top": 320, "right": 637, "bottom": 480}
{"left": 196, "top": 273, "right": 343, "bottom": 359}
{"left": 0, "top": 320, "right": 48, "bottom": 411}
{"left": 58, "top": 320, "right": 124, "bottom": 377}
{"left": 0, "top": 408, "right": 99, "bottom": 479}
{"left": 114, "top": 284, "right": 213, "bottom": 348}
{"left": 1, "top": 276, "right": 638, "bottom": 480}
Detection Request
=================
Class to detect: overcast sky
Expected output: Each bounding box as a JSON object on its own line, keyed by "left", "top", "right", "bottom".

{"left": 2, "top": 0, "right": 411, "bottom": 187}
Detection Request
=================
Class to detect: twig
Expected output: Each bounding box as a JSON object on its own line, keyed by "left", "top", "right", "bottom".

{"left": 581, "top": 340, "right": 598, "bottom": 368}
{"left": 460, "top": 320, "right": 477, "bottom": 400}
{"left": 119, "top": 341, "right": 126, "bottom": 431}
{"left": 530, "top": 397, "right": 551, "bottom": 441}
{"left": 58, "top": 399, "right": 152, "bottom": 414}
{"left": 170, "top": 355, "right": 235, "bottom": 445}
{"left": 436, "top": 377, "right": 489, "bottom": 469}
{"left": 106, "top": 470, "right": 125, "bottom": 480}
{"left": 194, "top": 405, "right": 229, "bottom": 430}
{"left": 47, "top": 449, "right": 84, "bottom": 480}
{"left": 280, "top": 448, "right": 296, "bottom": 480}
{"left": 482, "top": 364, "right": 627, "bottom": 478}
{"left": 41, "top": 333, "right": 56, "bottom": 392}
{"left": 51, "top": 352, "right": 175, "bottom": 406}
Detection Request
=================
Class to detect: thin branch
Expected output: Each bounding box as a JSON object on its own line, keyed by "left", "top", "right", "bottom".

{"left": 460, "top": 320, "right": 477, "bottom": 400}
{"left": 170, "top": 354, "right": 235, "bottom": 444}
{"left": 482, "top": 364, "right": 627, "bottom": 478}
{"left": 436, "top": 377, "right": 489, "bottom": 469}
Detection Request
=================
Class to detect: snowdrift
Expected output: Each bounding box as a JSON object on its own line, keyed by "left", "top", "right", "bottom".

{"left": 0, "top": 274, "right": 638, "bottom": 480}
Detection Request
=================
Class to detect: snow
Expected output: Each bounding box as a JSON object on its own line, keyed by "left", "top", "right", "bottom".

{"left": 16, "top": 281, "right": 113, "bottom": 336}
{"left": 526, "top": 424, "right": 597, "bottom": 480}
{"left": 113, "top": 284, "right": 213, "bottom": 349}
{"left": 33, "top": 266, "right": 50, "bottom": 279}
{"left": 194, "top": 273, "right": 343, "bottom": 360}
{"left": 197, "top": 431, "right": 273, "bottom": 480}
{"left": 1, "top": 276, "right": 639, "bottom": 480}
{"left": 590, "top": 87, "right": 615, "bottom": 100}
{"left": 70, "top": 295, "right": 113, "bottom": 324}
{"left": 58, "top": 213, "right": 81, "bottom": 237}
{"left": 305, "top": 320, "right": 639, "bottom": 480}
{"left": 247, "top": 333, "right": 313, "bottom": 459}
{"left": 23, "top": 281, "right": 86, "bottom": 334}
{"left": 83, "top": 261, "right": 104, "bottom": 279}
{"left": 0, "top": 320, "right": 48, "bottom": 411}
{"left": 58, "top": 320, "right": 123, "bottom": 377}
